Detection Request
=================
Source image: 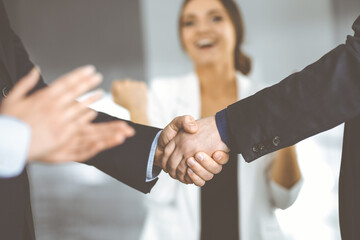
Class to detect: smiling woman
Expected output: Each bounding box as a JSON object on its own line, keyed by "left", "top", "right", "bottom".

{"left": 179, "top": 0, "right": 251, "bottom": 76}
{"left": 112, "top": 0, "right": 302, "bottom": 240}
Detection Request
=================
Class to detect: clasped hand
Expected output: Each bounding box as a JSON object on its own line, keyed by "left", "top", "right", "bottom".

{"left": 155, "top": 115, "right": 230, "bottom": 186}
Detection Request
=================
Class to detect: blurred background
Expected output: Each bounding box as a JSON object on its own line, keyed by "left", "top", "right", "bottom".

{"left": 3, "top": 0, "right": 360, "bottom": 239}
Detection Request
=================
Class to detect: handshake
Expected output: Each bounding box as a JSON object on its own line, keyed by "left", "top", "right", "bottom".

{"left": 1, "top": 66, "right": 230, "bottom": 186}
{"left": 153, "top": 115, "right": 230, "bottom": 186}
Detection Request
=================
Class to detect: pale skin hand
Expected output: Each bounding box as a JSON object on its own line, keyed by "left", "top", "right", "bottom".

{"left": 185, "top": 151, "right": 229, "bottom": 186}
{"left": 39, "top": 120, "right": 135, "bottom": 163}
{"left": 157, "top": 115, "right": 229, "bottom": 186}
{"left": 0, "top": 66, "right": 135, "bottom": 163}
{"left": 111, "top": 79, "right": 149, "bottom": 124}
{"left": 162, "top": 116, "right": 229, "bottom": 182}
{"left": 164, "top": 116, "right": 301, "bottom": 188}
{"left": 165, "top": 116, "right": 302, "bottom": 187}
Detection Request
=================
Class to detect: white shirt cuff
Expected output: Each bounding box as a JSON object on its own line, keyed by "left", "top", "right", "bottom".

{"left": 0, "top": 116, "right": 31, "bottom": 178}
{"left": 146, "top": 130, "right": 162, "bottom": 182}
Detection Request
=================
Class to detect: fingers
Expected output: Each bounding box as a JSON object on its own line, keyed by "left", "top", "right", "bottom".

{"left": 212, "top": 151, "right": 230, "bottom": 165}
{"left": 194, "top": 152, "right": 223, "bottom": 174}
{"left": 50, "top": 65, "right": 95, "bottom": 91}
{"left": 60, "top": 101, "right": 93, "bottom": 124}
{"left": 171, "top": 115, "right": 197, "bottom": 134}
{"left": 161, "top": 140, "right": 175, "bottom": 172}
{"left": 91, "top": 121, "right": 135, "bottom": 140}
{"left": 157, "top": 115, "right": 197, "bottom": 171}
{"left": 49, "top": 65, "right": 102, "bottom": 101}
{"left": 186, "top": 156, "right": 214, "bottom": 182}
{"left": 77, "top": 121, "right": 135, "bottom": 147}
{"left": 55, "top": 73, "right": 103, "bottom": 106}
{"left": 176, "top": 158, "right": 189, "bottom": 183}
{"left": 66, "top": 121, "right": 135, "bottom": 162}
{"left": 9, "top": 67, "right": 40, "bottom": 100}
{"left": 59, "top": 109, "right": 98, "bottom": 144}
{"left": 78, "top": 89, "right": 104, "bottom": 106}
{"left": 184, "top": 173, "right": 193, "bottom": 184}
{"left": 187, "top": 166, "right": 205, "bottom": 187}
{"left": 175, "top": 151, "right": 228, "bottom": 185}
{"left": 159, "top": 115, "right": 197, "bottom": 148}
{"left": 183, "top": 117, "right": 198, "bottom": 134}
{"left": 183, "top": 151, "right": 228, "bottom": 186}
{"left": 166, "top": 148, "right": 184, "bottom": 179}
{"left": 73, "top": 109, "right": 98, "bottom": 125}
{"left": 61, "top": 89, "right": 103, "bottom": 123}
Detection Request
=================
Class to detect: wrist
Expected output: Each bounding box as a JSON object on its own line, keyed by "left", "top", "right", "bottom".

{"left": 130, "top": 112, "right": 148, "bottom": 125}
{"left": 153, "top": 146, "right": 162, "bottom": 168}
{"left": 130, "top": 107, "right": 146, "bottom": 117}
{"left": 215, "top": 110, "right": 231, "bottom": 150}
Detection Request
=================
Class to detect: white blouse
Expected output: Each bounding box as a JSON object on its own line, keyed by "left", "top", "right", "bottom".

{"left": 141, "top": 72, "right": 303, "bottom": 240}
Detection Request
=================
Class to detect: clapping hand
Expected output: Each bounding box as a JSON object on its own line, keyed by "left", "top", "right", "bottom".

{"left": 1, "top": 66, "right": 135, "bottom": 163}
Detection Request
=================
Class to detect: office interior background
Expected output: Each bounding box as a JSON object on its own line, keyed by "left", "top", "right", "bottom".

{"left": 3, "top": 0, "right": 360, "bottom": 239}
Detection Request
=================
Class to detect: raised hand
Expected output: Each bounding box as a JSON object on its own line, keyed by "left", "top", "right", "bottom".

{"left": 162, "top": 116, "right": 230, "bottom": 184}
{"left": 111, "top": 79, "right": 148, "bottom": 124}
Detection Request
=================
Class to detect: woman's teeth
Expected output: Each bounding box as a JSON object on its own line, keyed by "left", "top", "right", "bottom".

{"left": 197, "top": 39, "right": 215, "bottom": 48}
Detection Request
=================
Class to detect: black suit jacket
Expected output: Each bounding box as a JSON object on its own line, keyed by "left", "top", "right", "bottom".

{"left": 0, "top": 2, "right": 159, "bottom": 239}
{"left": 224, "top": 16, "right": 360, "bottom": 239}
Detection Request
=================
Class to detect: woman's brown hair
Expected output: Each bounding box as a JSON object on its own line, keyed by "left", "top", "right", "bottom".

{"left": 179, "top": 0, "right": 252, "bottom": 75}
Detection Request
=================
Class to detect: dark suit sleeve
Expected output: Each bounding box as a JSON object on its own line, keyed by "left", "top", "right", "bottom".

{"left": 223, "top": 15, "right": 360, "bottom": 162}
{"left": 10, "top": 24, "right": 161, "bottom": 194}
{"left": 87, "top": 112, "right": 160, "bottom": 193}
{"left": 11, "top": 29, "right": 47, "bottom": 91}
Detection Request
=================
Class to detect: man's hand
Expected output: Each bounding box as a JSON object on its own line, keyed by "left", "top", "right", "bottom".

{"left": 39, "top": 120, "right": 134, "bottom": 163}
{"left": 155, "top": 115, "right": 229, "bottom": 186}
{"left": 0, "top": 65, "right": 134, "bottom": 163}
{"left": 154, "top": 115, "right": 198, "bottom": 168}
{"left": 185, "top": 151, "right": 229, "bottom": 186}
{"left": 162, "top": 116, "right": 230, "bottom": 183}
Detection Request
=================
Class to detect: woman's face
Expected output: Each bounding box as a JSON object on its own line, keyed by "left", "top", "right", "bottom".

{"left": 180, "top": 0, "right": 236, "bottom": 67}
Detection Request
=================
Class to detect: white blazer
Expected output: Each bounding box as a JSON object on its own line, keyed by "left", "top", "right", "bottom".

{"left": 140, "top": 73, "right": 303, "bottom": 240}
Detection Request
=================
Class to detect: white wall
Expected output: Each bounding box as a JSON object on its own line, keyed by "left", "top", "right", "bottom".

{"left": 140, "top": 0, "right": 192, "bottom": 80}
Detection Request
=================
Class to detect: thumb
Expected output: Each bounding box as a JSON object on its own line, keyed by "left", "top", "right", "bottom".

{"left": 212, "top": 151, "right": 230, "bottom": 165}
{"left": 159, "top": 115, "right": 197, "bottom": 148}
{"left": 9, "top": 67, "right": 40, "bottom": 100}
{"left": 182, "top": 116, "right": 198, "bottom": 134}
{"left": 170, "top": 115, "right": 198, "bottom": 134}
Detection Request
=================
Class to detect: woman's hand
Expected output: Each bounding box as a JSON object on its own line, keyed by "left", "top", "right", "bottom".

{"left": 111, "top": 79, "right": 149, "bottom": 124}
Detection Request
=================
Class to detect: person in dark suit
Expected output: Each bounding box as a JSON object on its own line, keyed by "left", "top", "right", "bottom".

{"left": 0, "top": 1, "right": 229, "bottom": 239}
{"left": 163, "top": 15, "right": 360, "bottom": 239}
{"left": 0, "top": 65, "right": 139, "bottom": 178}
{"left": 0, "top": 4, "right": 153, "bottom": 238}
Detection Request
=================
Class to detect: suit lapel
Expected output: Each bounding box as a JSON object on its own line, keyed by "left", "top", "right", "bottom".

{"left": 0, "top": 0, "right": 17, "bottom": 85}
{"left": 0, "top": 39, "right": 16, "bottom": 84}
